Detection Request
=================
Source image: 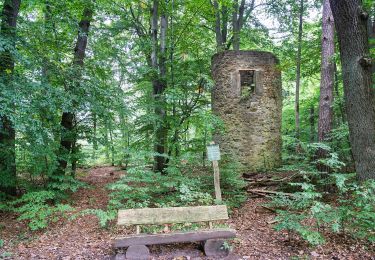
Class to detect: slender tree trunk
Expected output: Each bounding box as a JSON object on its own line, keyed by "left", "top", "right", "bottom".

{"left": 329, "top": 0, "right": 375, "bottom": 180}
{"left": 71, "top": 139, "right": 78, "bottom": 177}
{"left": 0, "top": 0, "right": 21, "bottom": 196}
{"left": 232, "top": 0, "right": 239, "bottom": 51}
{"left": 232, "top": 0, "right": 245, "bottom": 50}
{"left": 370, "top": 17, "right": 375, "bottom": 75}
{"left": 119, "top": 110, "right": 129, "bottom": 168}
{"left": 213, "top": 0, "right": 223, "bottom": 50}
{"left": 317, "top": 0, "right": 335, "bottom": 171}
{"left": 310, "top": 106, "right": 315, "bottom": 143}
{"left": 104, "top": 122, "right": 110, "bottom": 162}
{"left": 109, "top": 119, "right": 115, "bottom": 166}
{"left": 221, "top": 5, "right": 228, "bottom": 44}
{"left": 151, "top": 0, "right": 168, "bottom": 173}
{"left": 92, "top": 112, "right": 97, "bottom": 159}
{"left": 295, "top": 0, "right": 303, "bottom": 142}
{"left": 226, "top": 0, "right": 254, "bottom": 50}
{"left": 55, "top": 5, "right": 93, "bottom": 175}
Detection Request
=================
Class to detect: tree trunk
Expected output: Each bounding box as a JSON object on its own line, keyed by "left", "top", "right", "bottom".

{"left": 55, "top": 5, "right": 93, "bottom": 175}
{"left": 329, "top": 0, "right": 375, "bottom": 180}
{"left": 232, "top": 0, "right": 239, "bottom": 51}
{"left": 232, "top": 0, "right": 245, "bottom": 51}
{"left": 0, "top": 0, "right": 21, "bottom": 196}
{"left": 310, "top": 106, "right": 315, "bottom": 143}
{"left": 221, "top": 5, "right": 228, "bottom": 44}
{"left": 334, "top": 63, "right": 346, "bottom": 124}
{"left": 226, "top": 0, "right": 254, "bottom": 50}
{"left": 109, "top": 119, "right": 115, "bottom": 166}
{"left": 153, "top": 2, "right": 168, "bottom": 173}
{"left": 213, "top": 0, "right": 223, "bottom": 50}
{"left": 104, "top": 121, "right": 110, "bottom": 162}
{"left": 295, "top": 0, "right": 303, "bottom": 142}
{"left": 370, "top": 17, "right": 375, "bottom": 74}
{"left": 154, "top": 3, "right": 168, "bottom": 173}
{"left": 92, "top": 112, "right": 97, "bottom": 159}
{"left": 317, "top": 0, "right": 335, "bottom": 171}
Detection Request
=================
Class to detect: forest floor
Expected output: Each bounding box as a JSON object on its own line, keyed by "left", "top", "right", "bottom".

{"left": 0, "top": 166, "right": 373, "bottom": 260}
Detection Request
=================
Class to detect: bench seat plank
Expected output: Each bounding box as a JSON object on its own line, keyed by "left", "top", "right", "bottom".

{"left": 117, "top": 205, "right": 228, "bottom": 225}
{"left": 113, "top": 228, "right": 236, "bottom": 248}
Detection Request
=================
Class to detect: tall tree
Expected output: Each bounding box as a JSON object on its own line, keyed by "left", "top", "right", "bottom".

{"left": 126, "top": 0, "right": 169, "bottom": 172}
{"left": 232, "top": 0, "right": 245, "bottom": 50}
{"left": 212, "top": 0, "right": 255, "bottom": 51}
{"left": 317, "top": 0, "right": 335, "bottom": 170}
{"left": 55, "top": 4, "right": 94, "bottom": 175}
{"left": 295, "top": 0, "right": 304, "bottom": 141}
{"left": 370, "top": 15, "right": 374, "bottom": 74}
{"left": 0, "top": 0, "right": 21, "bottom": 195}
{"left": 152, "top": 0, "right": 168, "bottom": 173}
{"left": 329, "top": 0, "right": 375, "bottom": 180}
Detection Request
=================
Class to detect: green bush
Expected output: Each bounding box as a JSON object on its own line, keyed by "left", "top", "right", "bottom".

{"left": 9, "top": 191, "right": 73, "bottom": 230}
{"left": 269, "top": 173, "right": 375, "bottom": 245}
{"left": 84, "top": 155, "right": 246, "bottom": 227}
{"left": 76, "top": 209, "right": 117, "bottom": 228}
{"left": 216, "top": 157, "right": 247, "bottom": 208}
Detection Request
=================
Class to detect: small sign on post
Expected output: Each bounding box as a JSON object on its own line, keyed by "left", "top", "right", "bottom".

{"left": 207, "top": 143, "right": 222, "bottom": 202}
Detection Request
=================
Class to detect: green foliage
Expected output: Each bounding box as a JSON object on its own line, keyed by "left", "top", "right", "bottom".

{"left": 47, "top": 175, "right": 88, "bottom": 193}
{"left": 107, "top": 166, "right": 214, "bottom": 211}
{"left": 0, "top": 0, "right": 370, "bottom": 246}
{"left": 76, "top": 209, "right": 117, "bottom": 228}
{"left": 9, "top": 191, "right": 73, "bottom": 231}
{"left": 217, "top": 157, "right": 247, "bottom": 208}
{"left": 269, "top": 172, "right": 375, "bottom": 245}
{"left": 1, "top": 251, "right": 12, "bottom": 258}
{"left": 83, "top": 153, "right": 246, "bottom": 227}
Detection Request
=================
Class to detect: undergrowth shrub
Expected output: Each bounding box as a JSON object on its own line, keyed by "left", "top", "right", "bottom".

{"left": 270, "top": 141, "right": 375, "bottom": 246}
{"left": 0, "top": 176, "right": 86, "bottom": 231}
{"left": 214, "top": 156, "right": 247, "bottom": 207}
{"left": 9, "top": 191, "right": 73, "bottom": 230}
{"left": 86, "top": 154, "right": 246, "bottom": 227}
{"left": 267, "top": 138, "right": 375, "bottom": 245}
{"left": 270, "top": 176, "right": 375, "bottom": 245}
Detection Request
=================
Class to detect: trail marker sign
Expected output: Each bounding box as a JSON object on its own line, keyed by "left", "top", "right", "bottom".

{"left": 207, "top": 143, "right": 222, "bottom": 202}
{"left": 207, "top": 144, "right": 221, "bottom": 161}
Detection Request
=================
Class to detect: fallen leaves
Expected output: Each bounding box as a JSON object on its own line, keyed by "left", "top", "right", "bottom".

{"left": 1, "top": 167, "right": 374, "bottom": 259}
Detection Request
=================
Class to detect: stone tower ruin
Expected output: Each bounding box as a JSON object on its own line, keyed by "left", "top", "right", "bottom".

{"left": 211, "top": 50, "right": 282, "bottom": 172}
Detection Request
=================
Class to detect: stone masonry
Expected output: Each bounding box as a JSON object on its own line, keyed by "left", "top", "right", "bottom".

{"left": 211, "top": 50, "right": 282, "bottom": 172}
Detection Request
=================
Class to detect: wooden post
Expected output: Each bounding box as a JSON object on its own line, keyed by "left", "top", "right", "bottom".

{"left": 212, "top": 160, "right": 222, "bottom": 202}
{"left": 207, "top": 142, "right": 222, "bottom": 203}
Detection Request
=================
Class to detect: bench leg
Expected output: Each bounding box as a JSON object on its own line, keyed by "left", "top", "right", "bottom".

{"left": 204, "top": 239, "right": 230, "bottom": 257}
{"left": 125, "top": 245, "right": 150, "bottom": 260}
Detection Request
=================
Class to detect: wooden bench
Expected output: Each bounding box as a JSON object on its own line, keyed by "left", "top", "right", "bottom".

{"left": 114, "top": 205, "right": 236, "bottom": 259}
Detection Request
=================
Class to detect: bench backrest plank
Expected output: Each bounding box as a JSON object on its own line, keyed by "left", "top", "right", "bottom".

{"left": 117, "top": 205, "right": 228, "bottom": 225}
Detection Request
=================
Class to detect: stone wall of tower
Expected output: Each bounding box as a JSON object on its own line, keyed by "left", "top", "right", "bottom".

{"left": 211, "top": 50, "right": 282, "bottom": 171}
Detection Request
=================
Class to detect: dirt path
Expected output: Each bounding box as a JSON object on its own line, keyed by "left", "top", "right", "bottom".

{"left": 1, "top": 167, "right": 373, "bottom": 259}
{"left": 1, "top": 166, "right": 122, "bottom": 260}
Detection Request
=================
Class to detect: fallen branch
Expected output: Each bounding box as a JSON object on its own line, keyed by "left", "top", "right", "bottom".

{"left": 248, "top": 190, "right": 273, "bottom": 198}
{"left": 244, "top": 174, "right": 298, "bottom": 186}
{"left": 260, "top": 205, "right": 277, "bottom": 213}
{"left": 248, "top": 189, "right": 295, "bottom": 197}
